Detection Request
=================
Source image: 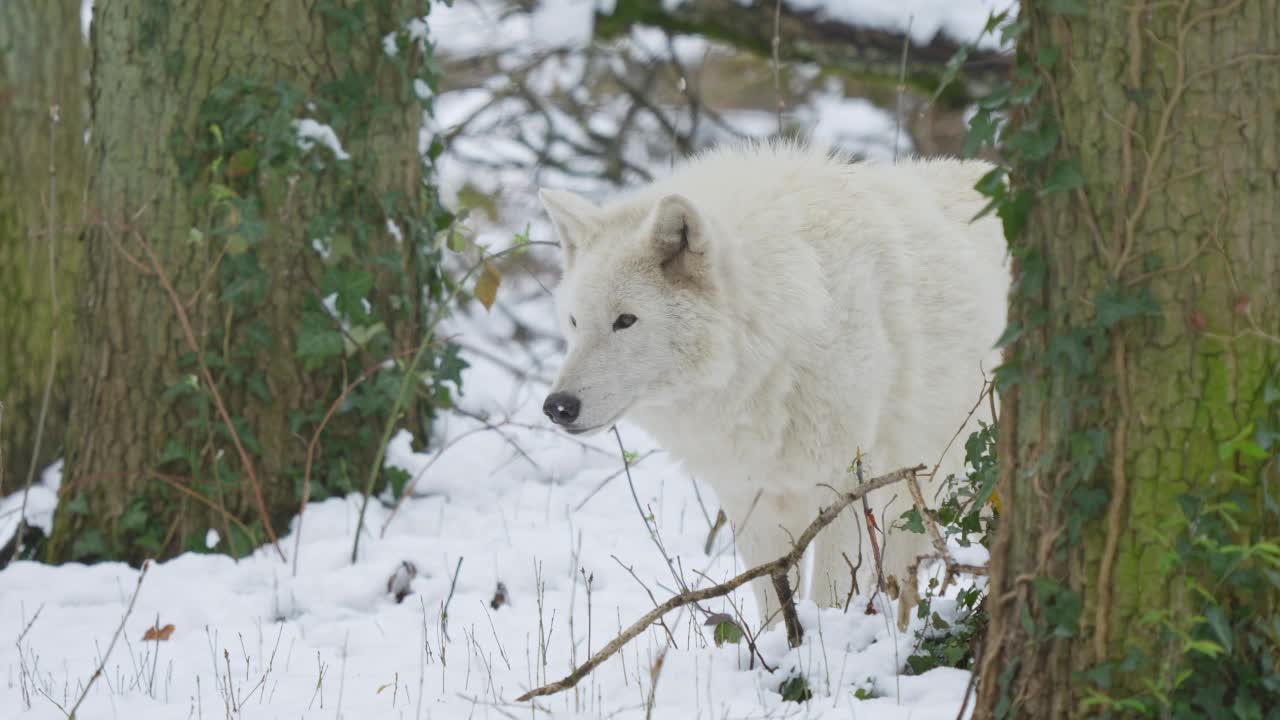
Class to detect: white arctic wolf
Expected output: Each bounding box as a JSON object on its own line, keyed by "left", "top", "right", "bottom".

{"left": 538, "top": 140, "right": 1010, "bottom": 626}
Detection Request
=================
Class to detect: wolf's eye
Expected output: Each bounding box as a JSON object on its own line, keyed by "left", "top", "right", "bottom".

{"left": 613, "top": 313, "right": 637, "bottom": 331}
{"left": 570, "top": 315, "right": 577, "bottom": 329}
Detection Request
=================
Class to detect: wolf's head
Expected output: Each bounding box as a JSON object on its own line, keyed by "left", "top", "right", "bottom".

{"left": 536, "top": 188, "right": 737, "bottom": 436}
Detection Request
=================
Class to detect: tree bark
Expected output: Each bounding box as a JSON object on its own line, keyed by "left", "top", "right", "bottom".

{"left": 975, "top": 1, "right": 1278, "bottom": 717}
{"left": 48, "top": 0, "right": 438, "bottom": 563}
{"left": 0, "top": 0, "right": 87, "bottom": 497}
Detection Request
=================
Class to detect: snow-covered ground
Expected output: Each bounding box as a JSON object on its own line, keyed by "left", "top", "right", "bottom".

{"left": 2, "top": 312, "right": 983, "bottom": 718}
{"left": 5, "top": 2, "right": 1002, "bottom": 718}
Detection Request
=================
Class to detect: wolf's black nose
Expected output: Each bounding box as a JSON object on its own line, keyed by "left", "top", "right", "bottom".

{"left": 543, "top": 392, "right": 581, "bottom": 425}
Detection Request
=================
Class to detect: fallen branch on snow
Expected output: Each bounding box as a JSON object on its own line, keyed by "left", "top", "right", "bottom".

{"left": 514, "top": 464, "right": 927, "bottom": 703}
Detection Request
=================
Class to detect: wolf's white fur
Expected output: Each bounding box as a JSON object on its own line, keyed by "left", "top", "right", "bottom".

{"left": 539, "top": 140, "right": 1010, "bottom": 624}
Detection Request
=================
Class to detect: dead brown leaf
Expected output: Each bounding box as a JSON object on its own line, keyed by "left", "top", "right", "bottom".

{"left": 474, "top": 260, "right": 501, "bottom": 311}
{"left": 143, "top": 623, "right": 175, "bottom": 641}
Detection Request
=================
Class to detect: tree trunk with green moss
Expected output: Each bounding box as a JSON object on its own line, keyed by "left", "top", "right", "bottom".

{"left": 0, "top": 0, "right": 87, "bottom": 500}
{"left": 975, "top": 1, "right": 1279, "bottom": 717}
{"left": 48, "top": 0, "right": 451, "bottom": 564}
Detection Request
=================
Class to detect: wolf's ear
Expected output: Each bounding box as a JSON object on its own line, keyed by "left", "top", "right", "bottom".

{"left": 539, "top": 188, "right": 599, "bottom": 270}
{"left": 648, "top": 194, "right": 709, "bottom": 284}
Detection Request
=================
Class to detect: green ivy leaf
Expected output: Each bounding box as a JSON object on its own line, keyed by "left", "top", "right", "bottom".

{"left": 1041, "top": 159, "right": 1085, "bottom": 195}
{"left": 1048, "top": 0, "right": 1088, "bottom": 16}
{"left": 71, "top": 529, "right": 109, "bottom": 560}
{"left": 1038, "top": 46, "right": 1060, "bottom": 71}
{"left": 66, "top": 495, "right": 90, "bottom": 515}
{"left": 975, "top": 166, "right": 1007, "bottom": 196}
{"left": 900, "top": 508, "right": 926, "bottom": 534}
{"left": 713, "top": 620, "right": 742, "bottom": 646}
{"left": 779, "top": 675, "right": 813, "bottom": 703}
{"left": 344, "top": 322, "right": 386, "bottom": 356}
{"left": 993, "top": 321, "right": 1022, "bottom": 350}
{"left": 1095, "top": 284, "right": 1160, "bottom": 328}
{"left": 931, "top": 46, "right": 970, "bottom": 105}
{"left": 120, "top": 501, "right": 150, "bottom": 534}
{"left": 963, "top": 111, "right": 999, "bottom": 158}
{"left": 1203, "top": 605, "right": 1235, "bottom": 653}
{"left": 998, "top": 188, "right": 1035, "bottom": 240}
{"left": 297, "top": 311, "right": 345, "bottom": 364}
{"left": 906, "top": 654, "right": 939, "bottom": 675}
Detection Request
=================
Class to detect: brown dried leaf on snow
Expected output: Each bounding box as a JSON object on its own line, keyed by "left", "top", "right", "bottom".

{"left": 490, "top": 581, "right": 509, "bottom": 610}
{"left": 142, "top": 623, "right": 175, "bottom": 641}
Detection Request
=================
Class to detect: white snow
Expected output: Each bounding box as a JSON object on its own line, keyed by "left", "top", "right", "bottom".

{"left": 293, "top": 118, "right": 352, "bottom": 161}
{"left": 801, "top": 88, "right": 913, "bottom": 162}
{"left": 0, "top": 460, "right": 62, "bottom": 543}
{"left": 80, "top": 0, "right": 94, "bottom": 41}
{"left": 2, "top": 336, "right": 985, "bottom": 717}
{"left": 0, "top": 1, "right": 1000, "bottom": 717}
{"left": 386, "top": 219, "right": 404, "bottom": 244}
{"left": 724, "top": 0, "right": 1015, "bottom": 49}
{"left": 426, "top": 0, "right": 598, "bottom": 59}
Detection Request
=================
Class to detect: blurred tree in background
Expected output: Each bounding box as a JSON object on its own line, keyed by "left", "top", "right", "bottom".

{"left": 0, "top": 0, "right": 86, "bottom": 520}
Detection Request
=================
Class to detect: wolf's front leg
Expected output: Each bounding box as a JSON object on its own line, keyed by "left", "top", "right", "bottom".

{"left": 809, "top": 494, "right": 869, "bottom": 610}
{"left": 727, "top": 491, "right": 817, "bottom": 630}
{"left": 809, "top": 472, "right": 932, "bottom": 616}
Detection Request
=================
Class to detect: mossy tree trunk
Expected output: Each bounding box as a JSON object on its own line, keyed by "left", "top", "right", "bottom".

{"left": 48, "top": 0, "right": 450, "bottom": 564}
{"left": 975, "top": 1, "right": 1278, "bottom": 717}
{"left": 0, "top": 0, "right": 87, "bottom": 499}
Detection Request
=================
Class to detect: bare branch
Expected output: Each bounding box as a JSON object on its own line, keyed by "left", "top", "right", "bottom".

{"left": 514, "top": 464, "right": 926, "bottom": 702}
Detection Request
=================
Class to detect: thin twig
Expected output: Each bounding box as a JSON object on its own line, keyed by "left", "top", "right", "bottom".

{"left": 855, "top": 452, "right": 887, "bottom": 597}
{"left": 452, "top": 406, "right": 546, "bottom": 479}
{"left": 770, "top": 565, "right": 803, "bottom": 648}
{"left": 644, "top": 646, "right": 667, "bottom": 720}
{"left": 440, "top": 556, "right": 464, "bottom": 643}
{"left": 514, "top": 464, "right": 925, "bottom": 702}
{"left": 841, "top": 550, "right": 862, "bottom": 612}
{"left": 145, "top": 472, "right": 255, "bottom": 541}
{"left": 611, "top": 555, "right": 679, "bottom": 648}
{"left": 612, "top": 427, "right": 694, "bottom": 603}
{"left": 572, "top": 451, "right": 656, "bottom": 512}
{"left": 293, "top": 350, "right": 415, "bottom": 575}
{"left": 379, "top": 421, "right": 515, "bottom": 537}
{"left": 770, "top": 0, "right": 785, "bottom": 133}
{"left": 68, "top": 561, "right": 150, "bottom": 718}
{"left": 893, "top": 16, "right": 914, "bottom": 163}
{"left": 352, "top": 242, "right": 541, "bottom": 564}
